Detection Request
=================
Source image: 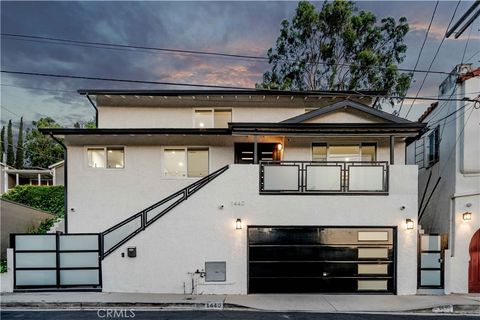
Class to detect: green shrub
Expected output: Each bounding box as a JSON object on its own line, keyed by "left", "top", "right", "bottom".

{"left": 2, "top": 185, "right": 64, "bottom": 217}
{"left": 0, "top": 260, "right": 7, "bottom": 273}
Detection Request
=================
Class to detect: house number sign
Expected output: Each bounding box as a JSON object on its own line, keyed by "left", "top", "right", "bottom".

{"left": 205, "top": 302, "right": 224, "bottom": 310}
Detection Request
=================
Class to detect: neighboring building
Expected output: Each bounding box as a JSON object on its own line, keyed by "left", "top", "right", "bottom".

{"left": 1, "top": 161, "right": 65, "bottom": 194}
{"left": 406, "top": 64, "right": 480, "bottom": 294}
{"left": 48, "top": 160, "right": 65, "bottom": 186}
{"left": 41, "top": 89, "right": 425, "bottom": 295}
{"left": 0, "top": 162, "right": 14, "bottom": 194}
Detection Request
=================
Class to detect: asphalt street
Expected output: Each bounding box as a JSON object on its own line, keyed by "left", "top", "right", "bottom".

{"left": 0, "top": 310, "right": 475, "bottom": 320}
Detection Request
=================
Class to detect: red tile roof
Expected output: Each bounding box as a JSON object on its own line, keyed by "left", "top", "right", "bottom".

{"left": 418, "top": 102, "right": 439, "bottom": 123}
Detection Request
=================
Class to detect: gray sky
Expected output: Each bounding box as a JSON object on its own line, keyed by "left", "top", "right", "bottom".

{"left": 1, "top": 1, "right": 479, "bottom": 130}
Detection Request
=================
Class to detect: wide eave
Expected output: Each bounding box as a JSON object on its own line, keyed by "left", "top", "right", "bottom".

{"left": 40, "top": 122, "right": 426, "bottom": 138}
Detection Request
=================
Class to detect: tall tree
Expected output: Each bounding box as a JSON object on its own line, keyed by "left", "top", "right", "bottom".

{"left": 258, "top": 0, "right": 411, "bottom": 104}
{"left": 24, "top": 117, "right": 64, "bottom": 168}
{"left": 6, "top": 120, "right": 15, "bottom": 166}
{"left": 15, "top": 117, "right": 24, "bottom": 169}
{"left": 1, "top": 126, "right": 5, "bottom": 162}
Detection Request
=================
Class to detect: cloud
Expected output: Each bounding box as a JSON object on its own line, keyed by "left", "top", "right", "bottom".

{"left": 1, "top": 0, "right": 478, "bottom": 126}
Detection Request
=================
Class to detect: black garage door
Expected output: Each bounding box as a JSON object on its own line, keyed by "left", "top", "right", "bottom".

{"left": 248, "top": 227, "right": 395, "bottom": 293}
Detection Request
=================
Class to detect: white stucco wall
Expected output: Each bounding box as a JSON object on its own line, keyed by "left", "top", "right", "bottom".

{"left": 446, "top": 194, "right": 480, "bottom": 294}
{"left": 100, "top": 164, "right": 418, "bottom": 295}
{"left": 67, "top": 138, "right": 406, "bottom": 232}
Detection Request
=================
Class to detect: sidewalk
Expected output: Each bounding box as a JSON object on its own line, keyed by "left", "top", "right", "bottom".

{"left": 1, "top": 291, "right": 479, "bottom": 313}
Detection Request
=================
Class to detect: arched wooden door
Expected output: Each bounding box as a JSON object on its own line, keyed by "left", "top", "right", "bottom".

{"left": 469, "top": 229, "right": 480, "bottom": 293}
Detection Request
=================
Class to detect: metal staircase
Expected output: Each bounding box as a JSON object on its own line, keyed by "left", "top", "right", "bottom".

{"left": 100, "top": 165, "right": 229, "bottom": 258}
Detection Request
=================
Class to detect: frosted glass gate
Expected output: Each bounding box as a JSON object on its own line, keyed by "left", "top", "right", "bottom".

{"left": 12, "top": 233, "right": 101, "bottom": 290}
{"left": 418, "top": 234, "right": 446, "bottom": 289}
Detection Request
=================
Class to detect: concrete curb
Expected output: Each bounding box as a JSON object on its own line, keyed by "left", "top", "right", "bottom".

{"left": 1, "top": 302, "right": 479, "bottom": 314}
{"left": 0, "top": 302, "right": 250, "bottom": 311}
{"left": 412, "top": 304, "right": 480, "bottom": 315}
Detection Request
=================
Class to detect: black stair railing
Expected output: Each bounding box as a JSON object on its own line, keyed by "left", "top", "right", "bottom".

{"left": 101, "top": 165, "right": 229, "bottom": 258}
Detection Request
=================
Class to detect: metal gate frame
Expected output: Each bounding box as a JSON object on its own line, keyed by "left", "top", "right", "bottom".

{"left": 11, "top": 233, "right": 102, "bottom": 290}
{"left": 418, "top": 233, "right": 448, "bottom": 289}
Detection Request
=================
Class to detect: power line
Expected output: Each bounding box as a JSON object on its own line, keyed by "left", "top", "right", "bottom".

{"left": 0, "top": 32, "right": 455, "bottom": 76}
{"left": 397, "top": 1, "right": 440, "bottom": 116}
{"left": 465, "top": 48, "right": 480, "bottom": 62}
{"left": 1, "top": 105, "right": 22, "bottom": 118}
{"left": 0, "top": 83, "right": 77, "bottom": 93}
{"left": 423, "top": 23, "right": 475, "bottom": 122}
{"left": 404, "top": 0, "right": 461, "bottom": 118}
{"left": 2, "top": 69, "right": 477, "bottom": 103}
{"left": 5, "top": 81, "right": 478, "bottom": 98}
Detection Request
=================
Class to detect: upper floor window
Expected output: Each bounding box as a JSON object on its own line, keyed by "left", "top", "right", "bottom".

{"left": 312, "top": 143, "right": 377, "bottom": 162}
{"left": 87, "top": 147, "right": 125, "bottom": 168}
{"left": 427, "top": 126, "right": 440, "bottom": 166}
{"left": 194, "top": 109, "right": 232, "bottom": 128}
{"left": 164, "top": 148, "right": 209, "bottom": 177}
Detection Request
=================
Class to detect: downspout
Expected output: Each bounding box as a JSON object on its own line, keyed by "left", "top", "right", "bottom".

{"left": 86, "top": 94, "right": 99, "bottom": 128}
{"left": 49, "top": 132, "right": 68, "bottom": 234}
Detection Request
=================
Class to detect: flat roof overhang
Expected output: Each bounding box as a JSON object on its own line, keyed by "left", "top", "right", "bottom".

{"left": 40, "top": 122, "right": 426, "bottom": 140}
{"left": 77, "top": 89, "right": 386, "bottom": 97}
{"left": 39, "top": 128, "right": 231, "bottom": 137}
{"left": 229, "top": 122, "right": 427, "bottom": 137}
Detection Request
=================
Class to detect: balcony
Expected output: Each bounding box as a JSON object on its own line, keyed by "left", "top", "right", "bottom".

{"left": 259, "top": 161, "right": 389, "bottom": 195}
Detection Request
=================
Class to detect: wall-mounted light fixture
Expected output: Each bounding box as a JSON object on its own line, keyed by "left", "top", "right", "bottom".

{"left": 463, "top": 212, "right": 472, "bottom": 221}
{"left": 277, "top": 143, "right": 283, "bottom": 151}
{"left": 406, "top": 219, "right": 414, "bottom": 230}
{"left": 236, "top": 218, "right": 242, "bottom": 230}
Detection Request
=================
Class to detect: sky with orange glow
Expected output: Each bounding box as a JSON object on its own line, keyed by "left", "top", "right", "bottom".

{"left": 1, "top": 1, "right": 479, "bottom": 130}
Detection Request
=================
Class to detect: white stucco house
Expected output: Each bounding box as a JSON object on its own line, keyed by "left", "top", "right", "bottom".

{"left": 406, "top": 64, "right": 480, "bottom": 294}
{"left": 39, "top": 89, "right": 427, "bottom": 295}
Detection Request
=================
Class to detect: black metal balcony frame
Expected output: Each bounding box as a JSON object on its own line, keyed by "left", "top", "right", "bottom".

{"left": 259, "top": 161, "right": 389, "bottom": 195}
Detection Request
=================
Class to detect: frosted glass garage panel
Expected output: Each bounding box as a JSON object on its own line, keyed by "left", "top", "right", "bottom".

{"left": 60, "top": 270, "right": 99, "bottom": 285}
{"left": 263, "top": 165, "right": 299, "bottom": 191}
{"left": 349, "top": 166, "right": 384, "bottom": 191}
{"left": 358, "top": 264, "right": 388, "bottom": 275}
{"left": 59, "top": 235, "right": 98, "bottom": 251}
{"left": 103, "top": 216, "right": 142, "bottom": 252}
{"left": 16, "top": 270, "right": 56, "bottom": 286}
{"left": 15, "top": 235, "right": 56, "bottom": 251}
{"left": 60, "top": 252, "right": 99, "bottom": 268}
{"left": 306, "top": 166, "right": 341, "bottom": 191}
{"left": 15, "top": 252, "right": 56, "bottom": 268}
{"left": 358, "top": 280, "right": 388, "bottom": 291}
{"left": 146, "top": 193, "right": 184, "bottom": 222}
{"left": 358, "top": 248, "right": 389, "bottom": 259}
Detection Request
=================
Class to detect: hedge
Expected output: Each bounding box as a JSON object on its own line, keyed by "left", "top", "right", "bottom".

{"left": 2, "top": 185, "right": 64, "bottom": 217}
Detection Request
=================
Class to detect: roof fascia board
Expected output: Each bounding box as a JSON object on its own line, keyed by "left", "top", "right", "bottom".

{"left": 281, "top": 100, "right": 411, "bottom": 124}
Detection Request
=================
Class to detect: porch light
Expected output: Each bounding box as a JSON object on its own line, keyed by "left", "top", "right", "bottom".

{"left": 277, "top": 143, "right": 283, "bottom": 151}
{"left": 236, "top": 218, "right": 242, "bottom": 230}
{"left": 463, "top": 212, "right": 472, "bottom": 221}
{"left": 406, "top": 219, "right": 414, "bottom": 230}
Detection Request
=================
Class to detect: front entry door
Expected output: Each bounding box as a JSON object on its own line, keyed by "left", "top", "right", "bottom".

{"left": 418, "top": 234, "right": 446, "bottom": 289}
{"left": 469, "top": 229, "right": 480, "bottom": 293}
{"left": 234, "top": 143, "right": 280, "bottom": 164}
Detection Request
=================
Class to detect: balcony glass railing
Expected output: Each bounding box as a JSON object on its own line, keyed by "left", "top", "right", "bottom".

{"left": 259, "top": 161, "right": 388, "bottom": 194}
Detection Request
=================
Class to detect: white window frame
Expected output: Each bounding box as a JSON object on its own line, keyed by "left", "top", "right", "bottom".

{"left": 162, "top": 146, "right": 210, "bottom": 179}
{"left": 311, "top": 142, "right": 378, "bottom": 162}
{"left": 193, "top": 109, "right": 232, "bottom": 128}
{"left": 85, "top": 146, "right": 126, "bottom": 169}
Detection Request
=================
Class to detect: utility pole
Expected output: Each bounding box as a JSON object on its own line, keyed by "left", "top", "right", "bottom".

{"left": 446, "top": 0, "right": 480, "bottom": 39}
